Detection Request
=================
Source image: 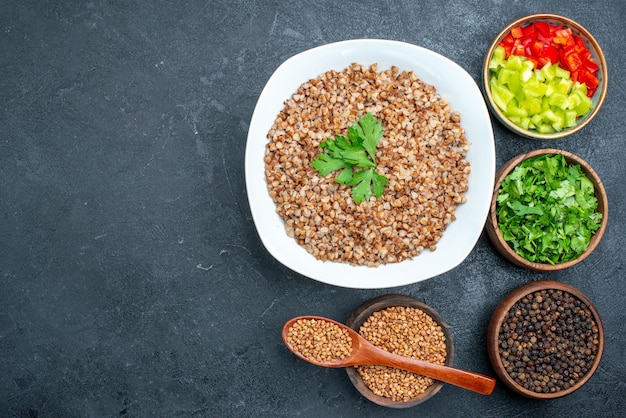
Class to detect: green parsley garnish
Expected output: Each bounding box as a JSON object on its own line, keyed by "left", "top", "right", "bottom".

{"left": 312, "top": 113, "right": 388, "bottom": 203}
{"left": 496, "top": 153, "right": 603, "bottom": 265}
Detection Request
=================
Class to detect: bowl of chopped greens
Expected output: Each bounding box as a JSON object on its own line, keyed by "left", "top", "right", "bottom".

{"left": 483, "top": 13, "right": 608, "bottom": 139}
{"left": 486, "top": 149, "right": 607, "bottom": 271}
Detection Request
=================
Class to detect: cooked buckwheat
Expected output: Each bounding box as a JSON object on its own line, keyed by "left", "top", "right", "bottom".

{"left": 264, "top": 63, "right": 470, "bottom": 266}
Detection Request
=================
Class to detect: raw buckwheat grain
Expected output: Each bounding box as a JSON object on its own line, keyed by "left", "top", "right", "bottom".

{"left": 287, "top": 318, "right": 353, "bottom": 363}
{"left": 356, "top": 306, "right": 447, "bottom": 402}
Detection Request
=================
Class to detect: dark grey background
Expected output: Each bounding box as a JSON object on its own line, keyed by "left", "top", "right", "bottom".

{"left": 2, "top": 1, "right": 625, "bottom": 417}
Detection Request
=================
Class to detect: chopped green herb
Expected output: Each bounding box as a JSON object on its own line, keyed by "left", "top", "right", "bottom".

{"left": 312, "top": 113, "right": 388, "bottom": 203}
{"left": 496, "top": 153, "right": 602, "bottom": 264}
{"left": 349, "top": 112, "right": 383, "bottom": 163}
{"left": 349, "top": 167, "right": 389, "bottom": 204}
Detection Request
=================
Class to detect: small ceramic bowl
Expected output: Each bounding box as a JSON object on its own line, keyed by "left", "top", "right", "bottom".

{"left": 483, "top": 13, "right": 607, "bottom": 139}
{"left": 345, "top": 294, "right": 454, "bottom": 408}
{"left": 485, "top": 148, "right": 608, "bottom": 271}
{"left": 487, "top": 281, "right": 604, "bottom": 399}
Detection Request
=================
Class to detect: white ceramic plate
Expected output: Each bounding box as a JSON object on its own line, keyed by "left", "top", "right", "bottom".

{"left": 245, "top": 39, "right": 495, "bottom": 289}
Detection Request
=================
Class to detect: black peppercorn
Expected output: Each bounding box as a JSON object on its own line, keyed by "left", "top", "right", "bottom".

{"left": 498, "top": 289, "right": 599, "bottom": 394}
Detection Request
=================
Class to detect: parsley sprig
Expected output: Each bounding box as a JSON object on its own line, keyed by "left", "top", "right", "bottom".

{"left": 496, "top": 153, "right": 602, "bottom": 264}
{"left": 312, "top": 113, "right": 388, "bottom": 203}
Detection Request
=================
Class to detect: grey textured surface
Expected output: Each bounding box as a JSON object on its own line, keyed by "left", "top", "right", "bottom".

{"left": 1, "top": 0, "right": 625, "bottom": 417}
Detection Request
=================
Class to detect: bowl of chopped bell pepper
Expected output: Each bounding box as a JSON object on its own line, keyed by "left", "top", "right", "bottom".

{"left": 483, "top": 13, "right": 608, "bottom": 139}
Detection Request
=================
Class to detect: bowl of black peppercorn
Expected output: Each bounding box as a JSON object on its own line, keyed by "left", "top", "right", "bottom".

{"left": 487, "top": 281, "right": 604, "bottom": 399}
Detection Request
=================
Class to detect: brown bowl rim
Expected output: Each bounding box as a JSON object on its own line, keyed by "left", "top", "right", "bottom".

{"left": 485, "top": 148, "right": 608, "bottom": 271}
{"left": 482, "top": 13, "right": 608, "bottom": 139}
{"left": 487, "top": 280, "right": 604, "bottom": 399}
{"left": 344, "top": 294, "right": 454, "bottom": 408}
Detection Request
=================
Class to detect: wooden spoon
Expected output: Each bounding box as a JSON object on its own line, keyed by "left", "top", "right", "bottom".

{"left": 282, "top": 316, "right": 496, "bottom": 396}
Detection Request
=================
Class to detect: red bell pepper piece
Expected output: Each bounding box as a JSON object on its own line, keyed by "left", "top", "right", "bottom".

{"left": 582, "top": 57, "right": 600, "bottom": 73}
{"left": 574, "top": 35, "right": 587, "bottom": 50}
{"left": 521, "top": 35, "right": 534, "bottom": 47}
{"left": 533, "top": 21, "right": 552, "bottom": 37}
{"left": 543, "top": 44, "right": 559, "bottom": 64}
{"left": 511, "top": 26, "right": 524, "bottom": 39}
{"left": 537, "top": 57, "right": 551, "bottom": 67}
{"left": 521, "top": 24, "right": 536, "bottom": 37}
{"left": 578, "top": 69, "right": 599, "bottom": 96}
{"left": 564, "top": 50, "right": 583, "bottom": 72}
{"left": 497, "top": 21, "right": 601, "bottom": 96}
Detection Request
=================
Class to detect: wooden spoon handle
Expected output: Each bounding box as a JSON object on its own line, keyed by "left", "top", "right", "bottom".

{"left": 358, "top": 342, "right": 496, "bottom": 395}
